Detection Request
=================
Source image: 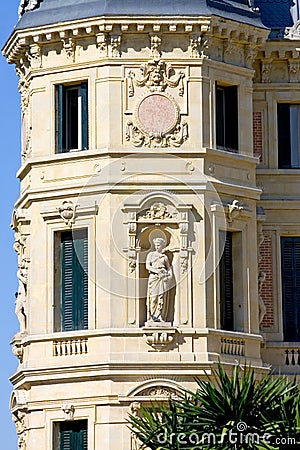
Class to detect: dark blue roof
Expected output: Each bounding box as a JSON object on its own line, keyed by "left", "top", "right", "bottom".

{"left": 254, "top": 0, "right": 294, "bottom": 28}
{"left": 16, "top": 0, "right": 264, "bottom": 30}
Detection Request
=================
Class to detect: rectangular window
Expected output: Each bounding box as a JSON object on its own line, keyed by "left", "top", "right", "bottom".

{"left": 54, "top": 420, "right": 88, "bottom": 450}
{"left": 216, "top": 83, "right": 238, "bottom": 152}
{"left": 278, "top": 104, "right": 300, "bottom": 168}
{"left": 54, "top": 229, "right": 88, "bottom": 332}
{"left": 219, "top": 230, "right": 244, "bottom": 332}
{"left": 219, "top": 231, "right": 234, "bottom": 330}
{"left": 281, "top": 237, "right": 300, "bottom": 341}
{"left": 55, "top": 82, "right": 88, "bottom": 153}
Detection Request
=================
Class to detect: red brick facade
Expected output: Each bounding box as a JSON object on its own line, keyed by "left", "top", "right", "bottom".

{"left": 253, "top": 111, "right": 262, "bottom": 160}
{"left": 260, "top": 233, "right": 274, "bottom": 328}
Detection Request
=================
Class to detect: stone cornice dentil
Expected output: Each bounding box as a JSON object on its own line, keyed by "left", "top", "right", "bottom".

{"left": 3, "top": 15, "right": 268, "bottom": 66}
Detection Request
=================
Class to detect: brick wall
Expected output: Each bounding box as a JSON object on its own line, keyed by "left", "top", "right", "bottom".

{"left": 259, "top": 233, "right": 274, "bottom": 328}
{"left": 253, "top": 111, "right": 262, "bottom": 160}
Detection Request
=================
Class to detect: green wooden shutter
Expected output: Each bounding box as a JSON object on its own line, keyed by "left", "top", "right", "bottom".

{"left": 81, "top": 82, "right": 88, "bottom": 150}
{"left": 61, "top": 230, "right": 88, "bottom": 331}
{"left": 282, "top": 237, "right": 300, "bottom": 341}
{"left": 278, "top": 104, "right": 291, "bottom": 168}
{"left": 219, "top": 231, "right": 234, "bottom": 331}
{"left": 55, "top": 84, "right": 65, "bottom": 153}
{"left": 60, "top": 420, "right": 88, "bottom": 450}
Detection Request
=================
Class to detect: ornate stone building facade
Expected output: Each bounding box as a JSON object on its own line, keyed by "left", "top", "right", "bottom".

{"left": 3, "top": 0, "right": 300, "bottom": 448}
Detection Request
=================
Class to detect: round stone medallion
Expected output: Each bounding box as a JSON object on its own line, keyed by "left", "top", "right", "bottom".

{"left": 136, "top": 93, "right": 179, "bottom": 135}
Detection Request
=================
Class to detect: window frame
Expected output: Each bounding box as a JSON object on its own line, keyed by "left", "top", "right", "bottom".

{"left": 54, "top": 228, "right": 88, "bottom": 332}
{"left": 55, "top": 81, "right": 88, "bottom": 153}
{"left": 215, "top": 82, "right": 239, "bottom": 153}
{"left": 281, "top": 237, "right": 300, "bottom": 342}
{"left": 277, "top": 103, "right": 300, "bottom": 169}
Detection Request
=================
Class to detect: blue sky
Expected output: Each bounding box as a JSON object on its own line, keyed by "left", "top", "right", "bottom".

{"left": 0, "top": 1, "right": 22, "bottom": 448}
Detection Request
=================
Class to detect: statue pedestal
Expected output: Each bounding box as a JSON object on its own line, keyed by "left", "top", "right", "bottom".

{"left": 143, "top": 323, "right": 177, "bottom": 351}
{"left": 144, "top": 320, "right": 173, "bottom": 328}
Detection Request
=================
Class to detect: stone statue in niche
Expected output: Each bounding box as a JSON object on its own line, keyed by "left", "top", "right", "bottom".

{"left": 15, "top": 260, "right": 28, "bottom": 333}
{"left": 146, "top": 237, "right": 172, "bottom": 322}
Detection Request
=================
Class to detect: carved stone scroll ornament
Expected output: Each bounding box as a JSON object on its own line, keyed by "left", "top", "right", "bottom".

{"left": 129, "top": 59, "right": 185, "bottom": 95}
{"left": 58, "top": 200, "right": 76, "bottom": 226}
{"left": 126, "top": 119, "right": 188, "bottom": 148}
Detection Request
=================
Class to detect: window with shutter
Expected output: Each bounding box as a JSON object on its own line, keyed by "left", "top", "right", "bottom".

{"left": 56, "top": 229, "right": 88, "bottom": 332}
{"left": 55, "top": 82, "right": 88, "bottom": 153}
{"left": 216, "top": 83, "right": 238, "bottom": 153}
{"left": 59, "top": 420, "right": 88, "bottom": 450}
{"left": 277, "top": 104, "right": 300, "bottom": 169}
{"left": 219, "top": 231, "right": 234, "bottom": 330}
{"left": 281, "top": 237, "right": 300, "bottom": 341}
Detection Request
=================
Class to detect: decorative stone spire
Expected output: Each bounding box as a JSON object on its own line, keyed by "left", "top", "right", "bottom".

{"left": 18, "top": 0, "right": 42, "bottom": 19}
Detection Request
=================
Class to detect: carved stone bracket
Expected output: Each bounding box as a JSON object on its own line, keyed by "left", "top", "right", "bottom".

{"left": 26, "top": 43, "right": 42, "bottom": 68}
{"left": 58, "top": 200, "right": 76, "bottom": 226}
{"left": 96, "top": 32, "right": 108, "bottom": 57}
{"left": 110, "top": 35, "right": 121, "bottom": 57}
{"left": 189, "top": 33, "right": 208, "bottom": 58}
{"left": 226, "top": 200, "right": 244, "bottom": 223}
{"left": 11, "top": 334, "right": 25, "bottom": 363}
{"left": 62, "top": 37, "right": 76, "bottom": 61}
{"left": 61, "top": 404, "right": 75, "bottom": 421}
{"left": 288, "top": 58, "right": 300, "bottom": 83}
{"left": 143, "top": 326, "right": 177, "bottom": 351}
{"left": 150, "top": 34, "right": 161, "bottom": 58}
{"left": 261, "top": 59, "right": 272, "bottom": 83}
